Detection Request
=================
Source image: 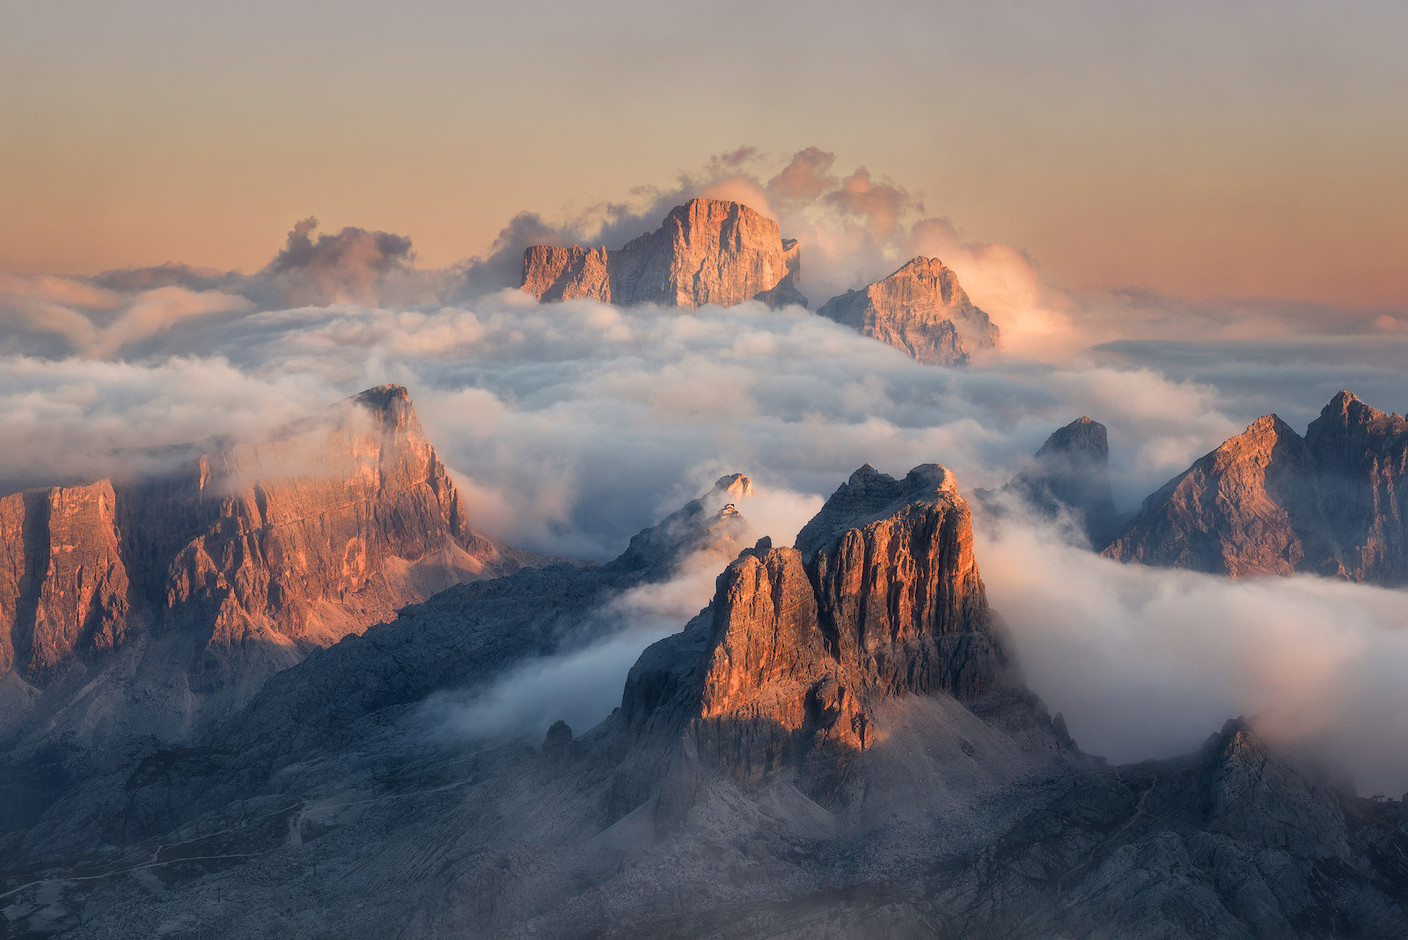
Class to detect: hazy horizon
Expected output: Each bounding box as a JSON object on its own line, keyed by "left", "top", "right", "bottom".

{"left": 3, "top": 0, "right": 1406, "bottom": 311}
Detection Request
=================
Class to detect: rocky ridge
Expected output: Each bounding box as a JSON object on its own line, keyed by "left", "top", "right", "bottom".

{"left": 521, "top": 198, "right": 807, "bottom": 309}
{"left": 816, "top": 257, "right": 999, "bottom": 365}
{"left": 1105, "top": 390, "right": 1408, "bottom": 583}
{"left": 0, "top": 385, "right": 539, "bottom": 745}
{"left": 617, "top": 464, "right": 1014, "bottom": 814}
{"left": 1, "top": 462, "right": 1406, "bottom": 937}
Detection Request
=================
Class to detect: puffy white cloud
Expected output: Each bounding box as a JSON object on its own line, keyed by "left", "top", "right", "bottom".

{"left": 980, "top": 512, "right": 1408, "bottom": 795}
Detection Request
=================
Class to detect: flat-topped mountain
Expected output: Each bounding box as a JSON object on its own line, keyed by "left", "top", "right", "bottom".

{"left": 0, "top": 385, "right": 541, "bottom": 745}
{"left": 816, "top": 256, "right": 999, "bottom": 365}
{"left": 520, "top": 198, "right": 807, "bottom": 309}
{"left": 1105, "top": 391, "right": 1408, "bottom": 583}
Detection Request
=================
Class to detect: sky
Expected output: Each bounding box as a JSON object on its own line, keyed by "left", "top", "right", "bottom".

{"left": 3, "top": 0, "right": 1406, "bottom": 308}
{"left": 4, "top": 1, "right": 1408, "bottom": 791}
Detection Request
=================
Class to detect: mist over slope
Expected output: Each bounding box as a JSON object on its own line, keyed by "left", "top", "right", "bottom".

{"left": 3, "top": 148, "right": 1407, "bottom": 788}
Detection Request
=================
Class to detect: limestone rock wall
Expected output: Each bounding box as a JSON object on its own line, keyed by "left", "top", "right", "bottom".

{"left": 521, "top": 199, "right": 806, "bottom": 309}
{"left": 0, "top": 385, "right": 530, "bottom": 686}
{"left": 816, "top": 257, "right": 999, "bottom": 365}
{"left": 628, "top": 463, "right": 1006, "bottom": 788}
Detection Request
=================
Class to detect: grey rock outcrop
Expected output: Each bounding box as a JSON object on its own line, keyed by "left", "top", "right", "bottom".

{"left": 1105, "top": 391, "right": 1408, "bottom": 583}
{"left": 816, "top": 257, "right": 999, "bottom": 365}
{"left": 521, "top": 199, "right": 807, "bottom": 309}
{"left": 1000, "top": 416, "right": 1123, "bottom": 546}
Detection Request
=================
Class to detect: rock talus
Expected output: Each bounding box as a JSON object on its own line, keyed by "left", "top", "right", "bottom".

{"left": 521, "top": 198, "right": 807, "bottom": 309}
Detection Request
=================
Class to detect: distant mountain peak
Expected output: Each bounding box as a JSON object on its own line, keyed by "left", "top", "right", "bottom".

{"left": 606, "top": 472, "right": 759, "bottom": 578}
{"left": 520, "top": 198, "right": 806, "bottom": 309}
{"left": 1106, "top": 390, "right": 1408, "bottom": 584}
{"left": 998, "top": 415, "right": 1122, "bottom": 546}
{"left": 816, "top": 257, "right": 999, "bottom": 366}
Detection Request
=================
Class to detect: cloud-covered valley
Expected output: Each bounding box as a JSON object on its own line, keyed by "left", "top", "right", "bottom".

{"left": 3, "top": 148, "right": 1408, "bottom": 792}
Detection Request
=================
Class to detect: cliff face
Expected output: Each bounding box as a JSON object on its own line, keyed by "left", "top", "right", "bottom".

{"left": 521, "top": 198, "right": 807, "bottom": 309}
{"left": 0, "top": 385, "right": 531, "bottom": 688}
{"left": 625, "top": 463, "right": 1006, "bottom": 792}
{"left": 1105, "top": 391, "right": 1408, "bottom": 583}
{"left": 816, "top": 257, "right": 999, "bottom": 365}
{"left": 0, "top": 483, "right": 131, "bottom": 683}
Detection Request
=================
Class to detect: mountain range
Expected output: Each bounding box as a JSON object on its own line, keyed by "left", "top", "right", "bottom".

{"left": 0, "top": 386, "right": 541, "bottom": 755}
{"left": 520, "top": 198, "right": 998, "bottom": 367}
{"left": 1, "top": 390, "right": 1406, "bottom": 936}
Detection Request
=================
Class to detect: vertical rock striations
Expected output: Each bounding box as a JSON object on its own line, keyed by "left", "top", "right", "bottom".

{"left": 1105, "top": 391, "right": 1408, "bottom": 583}
{"left": 623, "top": 463, "right": 1007, "bottom": 797}
{"left": 521, "top": 198, "right": 807, "bottom": 309}
{"left": 0, "top": 483, "right": 131, "bottom": 684}
{"left": 0, "top": 385, "right": 534, "bottom": 688}
{"left": 816, "top": 257, "right": 999, "bottom": 365}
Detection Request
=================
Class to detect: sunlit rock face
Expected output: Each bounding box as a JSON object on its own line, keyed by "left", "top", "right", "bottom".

{"left": 0, "top": 482, "right": 131, "bottom": 683}
{"left": 624, "top": 463, "right": 1007, "bottom": 792}
{"left": 521, "top": 198, "right": 807, "bottom": 309}
{"left": 816, "top": 256, "right": 999, "bottom": 365}
{"left": 1105, "top": 391, "right": 1408, "bottom": 584}
{"left": 0, "top": 385, "right": 533, "bottom": 688}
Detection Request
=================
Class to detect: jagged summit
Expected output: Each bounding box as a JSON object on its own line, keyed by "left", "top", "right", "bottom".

{"left": 605, "top": 472, "right": 758, "bottom": 579}
{"left": 520, "top": 198, "right": 806, "bottom": 309}
{"left": 816, "top": 256, "right": 999, "bottom": 365}
{"left": 350, "top": 383, "right": 414, "bottom": 425}
{"left": 793, "top": 462, "right": 956, "bottom": 557}
{"left": 1000, "top": 415, "right": 1122, "bottom": 546}
{"left": 1106, "top": 391, "right": 1408, "bottom": 583}
{"left": 0, "top": 384, "right": 539, "bottom": 740}
{"left": 1037, "top": 415, "right": 1105, "bottom": 458}
{"left": 620, "top": 461, "right": 1017, "bottom": 809}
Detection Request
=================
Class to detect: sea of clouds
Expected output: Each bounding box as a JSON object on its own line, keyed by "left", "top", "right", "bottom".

{"left": 3, "top": 147, "right": 1407, "bottom": 790}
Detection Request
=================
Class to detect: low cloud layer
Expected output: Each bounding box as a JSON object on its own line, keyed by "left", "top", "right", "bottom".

{"left": 4, "top": 146, "right": 1408, "bottom": 791}
{"left": 981, "top": 513, "right": 1408, "bottom": 795}
{"left": 423, "top": 546, "right": 729, "bottom": 743}
{"left": 0, "top": 289, "right": 1264, "bottom": 555}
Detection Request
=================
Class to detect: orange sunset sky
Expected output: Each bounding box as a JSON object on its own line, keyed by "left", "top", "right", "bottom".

{"left": 2, "top": 0, "right": 1404, "bottom": 310}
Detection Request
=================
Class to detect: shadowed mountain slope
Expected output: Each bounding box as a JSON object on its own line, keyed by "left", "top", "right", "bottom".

{"left": 1106, "top": 391, "right": 1408, "bottom": 584}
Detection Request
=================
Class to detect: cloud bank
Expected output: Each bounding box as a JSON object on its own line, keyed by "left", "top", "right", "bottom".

{"left": 981, "top": 513, "right": 1408, "bottom": 796}
{"left": 3, "top": 145, "right": 1408, "bottom": 791}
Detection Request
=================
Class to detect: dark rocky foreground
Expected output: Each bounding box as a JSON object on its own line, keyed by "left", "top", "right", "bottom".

{"left": 2, "top": 462, "right": 1405, "bottom": 938}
